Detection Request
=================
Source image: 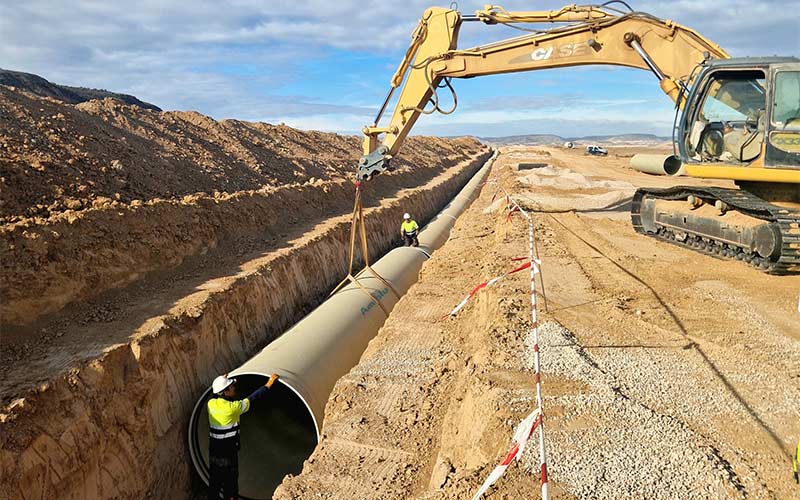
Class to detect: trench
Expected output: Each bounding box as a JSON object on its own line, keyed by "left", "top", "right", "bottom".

{"left": 0, "top": 149, "right": 492, "bottom": 500}
{"left": 187, "top": 152, "right": 497, "bottom": 499}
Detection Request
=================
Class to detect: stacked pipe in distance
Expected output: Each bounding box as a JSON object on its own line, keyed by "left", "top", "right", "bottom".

{"left": 188, "top": 151, "right": 498, "bottom": 499}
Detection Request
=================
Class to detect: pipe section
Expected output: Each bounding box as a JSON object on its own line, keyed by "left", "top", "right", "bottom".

{"left": 188, "top": 152, "right": 498, "bottom": 499}
{"left": 630, "top": 153, "right": 685, "bottom": 176}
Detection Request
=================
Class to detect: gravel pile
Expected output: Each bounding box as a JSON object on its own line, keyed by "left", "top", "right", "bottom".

{"left": 521, "top": 321, "right": 748, "bottom": 499}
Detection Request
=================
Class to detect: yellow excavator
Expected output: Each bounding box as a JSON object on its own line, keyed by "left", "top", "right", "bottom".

{"left": 355, "top": 3, "right": 800, "bottom": 274}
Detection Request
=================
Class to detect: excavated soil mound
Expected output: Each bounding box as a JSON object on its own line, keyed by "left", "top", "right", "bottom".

{"left": 1, "top": 87, "right": 485, "bottom": 326}
{"left": 0, "top": 86, "right": 471, "bottom": 223}
{"left": 0, "top": 85, "right": 492, "bottom": 500}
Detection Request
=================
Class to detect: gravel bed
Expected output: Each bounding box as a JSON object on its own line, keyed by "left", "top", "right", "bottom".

{"left": 520, "top": 321, "right": 749, "bottom": 499}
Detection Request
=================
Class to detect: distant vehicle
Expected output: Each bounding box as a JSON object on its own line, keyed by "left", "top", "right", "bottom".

{"left": 586, "top": 145, "right": 608, "bottom": 156}
{"left": 564, "top": 141, "right": 574, "bottom": 149}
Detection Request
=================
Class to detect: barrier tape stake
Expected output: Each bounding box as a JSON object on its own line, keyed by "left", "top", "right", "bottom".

{"left": 502, "top": 181, "right": 550, "bottom": 499}
{"left": 461, "top": 171, "right": 550, "bottom": 500}
{"left": 528, "top": 216, "right": 549, "bottom": 500}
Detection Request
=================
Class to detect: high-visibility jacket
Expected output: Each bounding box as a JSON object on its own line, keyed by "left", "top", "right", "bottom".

{"left": 401, "top": 220, "right": 419, "bottom": 235}
{"left": 794, "top": 438, "right": 799, "bottom": 473}
{"left": 208, "top": 397, "right": 251, "bottom": 447}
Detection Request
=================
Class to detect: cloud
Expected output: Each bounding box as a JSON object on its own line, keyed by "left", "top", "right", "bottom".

{"left": 0, "top": 0, "right": 796, "bottom": 137}
{"left": 274, "top": 94, "right": 676, "bottom": 137}
{"left": 0, "top": 0, "right": 425, "bottom": 113}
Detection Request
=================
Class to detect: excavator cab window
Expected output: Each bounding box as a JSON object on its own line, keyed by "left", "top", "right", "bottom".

{"left": 766, "top": 69, "right": 800, "bottom": 167}
{"left": 771, "top": 71, "right": 800, "bottom": 128}
{"left": 686, "top": 69, "right": 766, "bottom": 164}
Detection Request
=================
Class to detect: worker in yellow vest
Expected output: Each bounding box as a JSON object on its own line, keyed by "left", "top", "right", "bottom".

{"left": 794, "top": 437, "right": 799, "bottom": 484}
{"left": 207, "top": 372, "right": 279, "bottom": 500}
{"left": 400, "top": 213, "right": 419, "bottom": 247}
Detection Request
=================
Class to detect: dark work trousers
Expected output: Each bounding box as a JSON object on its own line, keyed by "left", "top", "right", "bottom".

{"left": 403, "top": 231, "right": 419, "bottom": 247}
{"left": 208, "top": 439, "right": 239, "bottom": 500}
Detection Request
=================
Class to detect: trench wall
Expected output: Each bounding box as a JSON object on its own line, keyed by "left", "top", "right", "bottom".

{"left": 1, "top": 140, "right": 485, "bottom": 326}
{"left": 0, "top": 149, "right": 491, "bottom": 500}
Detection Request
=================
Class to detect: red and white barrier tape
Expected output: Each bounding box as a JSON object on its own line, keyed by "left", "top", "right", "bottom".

{"left": 523, "top": 203, "right": 549, "bottom": 500}
{"left": 470, "top": 180, "right": 550, "bottom": 499}
{"left": 470, "top": 408, "right": 541, "bottom": 500}
{"left": 448, "top": 261, "right": 533, "bottom": 317}
{"left": 506, "top": 205, "right": 520, "bottom": 221}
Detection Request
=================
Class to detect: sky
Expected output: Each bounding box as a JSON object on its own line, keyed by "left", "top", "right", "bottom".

{"left": 1, "top": 1, "right": 798, "bottom": 138}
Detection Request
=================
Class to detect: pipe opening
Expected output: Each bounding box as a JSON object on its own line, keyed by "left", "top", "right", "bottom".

{"left": 663, "top": 155, "right": 683, "bottom": 176}
{"left": 630, "top": 154, "right": 684, "bottom": 176}
{"left": 189, "top": 374, "right": 317, "bottom": 499}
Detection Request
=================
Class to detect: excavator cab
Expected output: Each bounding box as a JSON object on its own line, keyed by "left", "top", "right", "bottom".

{"left": 677, "top": 58, "right": 800, "bottom": 169}
{"left": 632, "top": 58, "right": 800, "bottom": 274}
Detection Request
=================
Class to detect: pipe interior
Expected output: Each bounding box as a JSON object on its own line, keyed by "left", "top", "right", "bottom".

{"left": 192, "top": 374, "right": 318, "bottom": 499}
{"left": 663, "top": 155, "right": 683, "bottom": 175}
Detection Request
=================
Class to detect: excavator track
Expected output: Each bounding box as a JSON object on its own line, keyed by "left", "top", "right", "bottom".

{"left": 631, "top": 186, "right": 800, "bottom": 275}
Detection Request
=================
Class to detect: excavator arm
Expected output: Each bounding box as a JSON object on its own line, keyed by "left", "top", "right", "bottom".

{"left": 357, "top": 3, "right": 729, "bottom": 180}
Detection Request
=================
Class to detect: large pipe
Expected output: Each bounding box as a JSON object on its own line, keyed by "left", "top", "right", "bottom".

{"left": 630, "top": 153, "right": 685, "bottom": 176}
{"left": 188, "top": 152, "right": 498, "bottom": 499}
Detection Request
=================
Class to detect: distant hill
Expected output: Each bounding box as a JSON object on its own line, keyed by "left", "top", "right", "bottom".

{"left": 479, "top": 134, "right": 563, "bottom": 145}
{"left": 576, "top": 134, "right": 671, "bottom": 143}
{"left": 480, "top": 133, "right": 670, "bottom": 145}
{"left": 0, "top": 68, "right": 161, "bottom": 111}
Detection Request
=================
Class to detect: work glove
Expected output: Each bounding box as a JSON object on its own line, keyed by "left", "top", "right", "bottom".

{"left": 266, "top": 373, "right": 279, "bottom": 388}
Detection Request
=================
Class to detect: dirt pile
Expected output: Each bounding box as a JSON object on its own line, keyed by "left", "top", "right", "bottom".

{"left": 0, "top": 87, "right": 485, "bottom": 326}
{"left": 0, "top": 86, "right": 475, "bottom": 223}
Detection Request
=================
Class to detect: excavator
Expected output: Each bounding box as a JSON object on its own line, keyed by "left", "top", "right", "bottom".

{"left": 354, "top": 2, "right": 800, "bottom": 274}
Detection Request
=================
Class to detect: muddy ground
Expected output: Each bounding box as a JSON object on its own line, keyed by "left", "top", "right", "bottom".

{"left": 278, "top": 146, "right": 799, "bottom": 500}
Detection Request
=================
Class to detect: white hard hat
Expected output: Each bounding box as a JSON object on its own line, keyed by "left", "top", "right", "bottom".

{"left": 403, "top": 213, "right": 411, "bottom": 219}
{"left": 212, "top": 375, "right": 236, "bottom": 394}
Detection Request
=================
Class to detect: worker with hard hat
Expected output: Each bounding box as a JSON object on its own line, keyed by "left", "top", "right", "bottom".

{"left": 400, "top": 213, "right": 419, "bottom": 247}
{"left": 207, "top": 372, "right": 279, "bottom": 500}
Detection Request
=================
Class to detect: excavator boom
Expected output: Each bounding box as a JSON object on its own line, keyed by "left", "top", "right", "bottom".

{"left": 355, "top": 3, "right": 800, "bottom": 274}
{"left": 359, "top": 3, "right": 729, "bottom": 179}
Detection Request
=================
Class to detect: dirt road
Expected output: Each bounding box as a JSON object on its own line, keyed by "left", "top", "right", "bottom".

{"left": 278, "top": 146, "right": 800, "bottom": 499}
